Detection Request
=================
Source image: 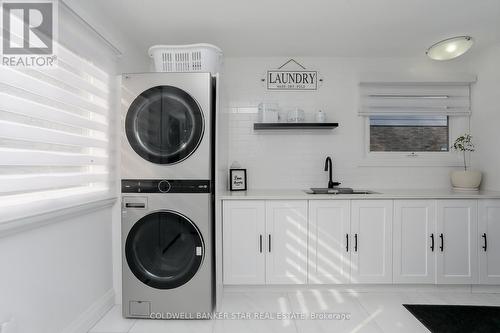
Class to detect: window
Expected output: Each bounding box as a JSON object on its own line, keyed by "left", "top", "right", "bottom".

{"left": 0, "top": 7, "right": 117, "bottom": 224}
{"left": 359, "top": 80, "right": 474, "bottom": 166}
{"left": 369, "top": 115, "right": 449, "bottom": 152}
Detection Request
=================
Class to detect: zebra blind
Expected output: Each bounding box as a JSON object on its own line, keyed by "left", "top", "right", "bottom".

{"left": 359, "top": 83, "right": 472, "bottom": 116}
{"left": 0, "top": 7, "right": 117, "bottom": 223}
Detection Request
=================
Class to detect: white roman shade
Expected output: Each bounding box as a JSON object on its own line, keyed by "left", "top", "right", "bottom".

{"left": 0, "top": 4, "right": 118, "bottom": 224}
{"left": 359, "top": 81, "right": 473, "bottom": 116}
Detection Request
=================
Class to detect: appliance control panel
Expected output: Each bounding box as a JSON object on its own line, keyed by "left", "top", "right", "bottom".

{"left": 121, "top": 179, "right": 211, "bottom": 193}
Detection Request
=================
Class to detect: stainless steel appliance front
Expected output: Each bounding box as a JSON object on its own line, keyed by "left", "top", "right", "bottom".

{"left": 121, "top": 188, "right": 213, "bottom": 318}
{"left": 121, "top": 72, "right": 212, "bottom": 179}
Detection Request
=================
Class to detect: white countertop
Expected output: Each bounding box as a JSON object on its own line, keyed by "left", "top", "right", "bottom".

{"left": 218, "top": 188, "right": 500, "bottom": 200}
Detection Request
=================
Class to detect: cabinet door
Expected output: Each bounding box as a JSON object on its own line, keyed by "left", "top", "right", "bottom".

{"left": 478, "top": 200, "right": 500, "bottom": 284}
{"left": 223, "top": 200, "right": 266, "bottom": 284}
{"left": 436, "top": 200, "right": 478, "bottom": 284}
{"left": 265, "top": 200, "right": 308, "bottom": 284}
{"left": 350, "top": 200, "right": 393, "bottom": 283}
{"left": 308, "top": 200, "right": 351, "bottom": 284}
{"left": 393, "top": 200, "right": 436, "bottom": 284}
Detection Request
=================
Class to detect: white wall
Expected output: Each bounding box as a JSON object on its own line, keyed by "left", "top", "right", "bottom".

{"left": 471, "top": 45, "right": 500, "bottom": 190}
{"left": 63, "top": 0, "right": 151, "bottom": 73}
{"left": 222, "top": 55, "right": 498, "bottom": 190}
{"left": 0, "top": 208, "right": 113, "bottom": 333}
{"left": 0, "top": 4, "right": 119, "bottom": 333}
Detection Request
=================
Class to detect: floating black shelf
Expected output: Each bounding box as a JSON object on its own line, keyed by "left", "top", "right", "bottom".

{"left": 253, "top": 122, "right": 339, "bottom": 130}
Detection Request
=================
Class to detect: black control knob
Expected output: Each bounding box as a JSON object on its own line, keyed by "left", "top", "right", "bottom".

{"left": 158, "top": 180, "right": 171, "bottom": 193}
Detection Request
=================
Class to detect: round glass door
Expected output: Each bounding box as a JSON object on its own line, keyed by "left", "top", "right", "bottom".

{"left": 125, "top": 211, "right": 204, "bottom": 289}
{"left": 125, "top": 86, "right": 204, "bottom": 164}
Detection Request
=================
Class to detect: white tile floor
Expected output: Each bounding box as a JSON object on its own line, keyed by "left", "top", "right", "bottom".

{"left": 89, "top": 289, "right": 500, "bottom": 333}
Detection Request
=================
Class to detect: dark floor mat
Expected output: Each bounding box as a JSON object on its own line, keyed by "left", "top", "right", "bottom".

{"left": 403, "top": 304, "right": 500, "bottom": 333}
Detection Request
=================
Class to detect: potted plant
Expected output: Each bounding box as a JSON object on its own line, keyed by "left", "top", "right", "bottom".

{"left": 450, "top": 133, "right": 482, "bottom": 190}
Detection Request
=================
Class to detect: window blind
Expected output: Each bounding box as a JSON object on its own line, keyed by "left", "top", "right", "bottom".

{"left": 0, "top": 6, "right": 117, "bottom": 224}
{"left": 359, "top": 83, "right": 472, "bottom": 116}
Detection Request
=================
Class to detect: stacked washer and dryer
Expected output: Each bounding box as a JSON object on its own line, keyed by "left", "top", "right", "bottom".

{"left": 121, "top": 45, "right": 221, "bottom": 319}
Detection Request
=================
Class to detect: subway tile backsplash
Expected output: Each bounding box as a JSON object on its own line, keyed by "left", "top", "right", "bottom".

{"left": 227, "top": 112, "right": 454, "bottom": 190}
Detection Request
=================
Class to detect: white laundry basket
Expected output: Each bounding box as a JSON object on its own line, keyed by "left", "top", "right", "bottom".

{"left": 148, "top": 44, "right": 223, "bottom": 73}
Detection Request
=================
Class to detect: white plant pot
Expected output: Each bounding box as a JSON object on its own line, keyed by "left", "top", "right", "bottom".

{"left": 451, "top": 170, "right": 482, "bottom": 191}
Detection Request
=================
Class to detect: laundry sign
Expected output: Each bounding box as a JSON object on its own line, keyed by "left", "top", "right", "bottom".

{"left": 267, "top": 71, "right": 318, "bottom": 90}
{"left": 264, "top": 59, "right": 320, "bottom": 91}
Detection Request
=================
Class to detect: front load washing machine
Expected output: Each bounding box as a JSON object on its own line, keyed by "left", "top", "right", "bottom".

{"left": 121, "top": 72, "right": 214, "bottom": 179}
{"left": 121, "top": 179, "right": 213, "bottom": 318}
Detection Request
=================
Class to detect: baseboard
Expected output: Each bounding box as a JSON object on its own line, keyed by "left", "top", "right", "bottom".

{"left": 223, "top": 284, "right": 480, "bottom": 294}
{"left": 62, "top": 289, "right": 115, "bottom": 333}
{"left": 472, "top": 285, "right": 500, "bottom": 293}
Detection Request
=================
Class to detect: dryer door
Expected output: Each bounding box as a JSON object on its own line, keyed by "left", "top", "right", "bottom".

{"left": 125, "top": 210, "right": 204, "bottom": 289}
{"left": 125, "top": 85, "right": 205, "bottom": 164}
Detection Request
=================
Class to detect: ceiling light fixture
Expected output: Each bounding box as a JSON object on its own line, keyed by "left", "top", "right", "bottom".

{"left": 426, "top": 36, "right": 474, "bottom": 60}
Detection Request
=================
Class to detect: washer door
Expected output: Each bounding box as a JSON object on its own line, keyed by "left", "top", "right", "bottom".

{"left": 125, "top": 211, "right": 204, "bottom": 289}
{"left": 125, "top": 85, "right": 204, "bottom": 164}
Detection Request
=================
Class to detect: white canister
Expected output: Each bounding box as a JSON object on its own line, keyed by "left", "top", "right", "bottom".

{"left": 315, "top": 110, "right": 326, "bottom": 123}
{"left": 287, "top": 108, "right": 305, "bottom": 122}
{"left": 258, "top": 103, "right": 280, "bottom": 123}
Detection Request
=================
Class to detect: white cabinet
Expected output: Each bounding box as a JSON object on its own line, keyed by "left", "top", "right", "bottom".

{"left": 350, "top": 200, "right": 393, "bottom": 283}
{"left": 308, "top": 200, "right": 351, "bottom": 284}
{"left": 223, "top": 200, "right": 266, "bottom": 284}
{"left": 478, "top": 200, "right": 500, "bottom": 284}
{"left": 265, "top": 201, "right": 308, "bottom": 284}
{"left": 436, "top": 200, "right": 478, "bottom": 284}
{"left": 309, "top": 200, "right": 393, "bottom": 284}
{"left": 223, "top": 197, "right": 495, "bottom": 286}
{"left": 223, "top": 200, "right": 307, "bottom": 285}
{"left": 393, "top": 200, "right": 436, "bottom": 284}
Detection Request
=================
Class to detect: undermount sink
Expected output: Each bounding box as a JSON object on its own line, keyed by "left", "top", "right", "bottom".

{"left": 306, "top": 188, "right": 378, "bottom": 195}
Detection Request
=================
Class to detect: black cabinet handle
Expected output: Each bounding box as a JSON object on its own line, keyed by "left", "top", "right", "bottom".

{"left": 259, "top": 235, "right": 263, "bottom": 253}
{"left": 482, "top": 233, "right": 488, "bottom": 252}
{"left": 346, "top": 234, "right": 349, "bottom": 252}
{"left": 430, "top": 234, "right": 435, "bottom": 252}
{"left": 268, "top": 234, "right": 272, "bottom": 253}
{"left": 439, "top": 233, "right": 444, "bottom": 252}
{"left": 354, "top": 234, "right": 358, "bottom": 252}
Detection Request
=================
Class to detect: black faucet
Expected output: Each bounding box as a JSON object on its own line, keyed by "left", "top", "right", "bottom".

{"left": 324, "top": 156, "right": 340, "bottom": 189}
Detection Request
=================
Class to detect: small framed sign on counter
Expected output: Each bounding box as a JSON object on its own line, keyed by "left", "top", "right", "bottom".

{"left": 230, "top": 169, "right": 247, "bottom": 191}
